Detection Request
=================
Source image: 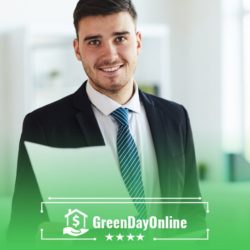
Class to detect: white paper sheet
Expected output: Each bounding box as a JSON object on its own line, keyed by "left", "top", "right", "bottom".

{"left": 25, "top": 142, "right": 137, "bottom": 222}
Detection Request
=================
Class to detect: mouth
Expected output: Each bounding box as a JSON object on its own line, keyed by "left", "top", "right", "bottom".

{"left": 98, "top": 64, "right": 124, "bottom": 74}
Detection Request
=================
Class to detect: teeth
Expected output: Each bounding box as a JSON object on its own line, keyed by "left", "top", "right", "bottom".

{"left": 101, "top": 66, "right": 120, "bottom": 72}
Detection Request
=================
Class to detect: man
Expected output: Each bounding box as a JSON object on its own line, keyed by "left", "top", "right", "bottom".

{"left": 8, "top": 0, "right": 205, "bottom": 242}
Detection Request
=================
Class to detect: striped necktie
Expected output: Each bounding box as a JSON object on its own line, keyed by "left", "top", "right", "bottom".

{"left": 111, "top": 107, "right": 147, "bottom": 218}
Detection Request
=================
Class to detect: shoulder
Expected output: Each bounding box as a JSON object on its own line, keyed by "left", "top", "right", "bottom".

{"left": 23, "top": 81, "right": 88, "bottom": 126}
{"left": 26, "top": 93, "right": 75, "bottom": 122}
{"left": 20, "top": 93, "right": 76, "bottom": 141}
{"left": 139, "top": 91, "right": 188, "bottom": 121}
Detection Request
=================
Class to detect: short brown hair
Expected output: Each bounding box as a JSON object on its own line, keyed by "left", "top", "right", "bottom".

{"left": 73, "top": 0, "right": 138, "bottom": 36}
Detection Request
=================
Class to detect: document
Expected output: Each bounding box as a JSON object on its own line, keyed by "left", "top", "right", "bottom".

{"left": 25, "top": 142, "right": 137, "bottom": 222}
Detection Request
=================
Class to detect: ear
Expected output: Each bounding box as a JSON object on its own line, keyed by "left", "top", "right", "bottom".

{"left": 73, "top": 38, "right": 82, "bottom": 61}
{"left": 136, "top": 31, "right": 142, "bottom": 55}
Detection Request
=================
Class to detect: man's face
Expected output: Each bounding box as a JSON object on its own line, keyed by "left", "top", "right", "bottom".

{"left": 73, "top": 12, "right": 141, "bottom": 97}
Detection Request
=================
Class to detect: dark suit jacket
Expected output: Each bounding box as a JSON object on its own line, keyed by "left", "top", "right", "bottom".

{"left": 8, "top": 82, "right": 206, "bottom": 241}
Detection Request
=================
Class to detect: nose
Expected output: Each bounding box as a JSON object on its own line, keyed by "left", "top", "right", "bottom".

{"left": 101, "top": 41, "right": 119, "bottom": 63}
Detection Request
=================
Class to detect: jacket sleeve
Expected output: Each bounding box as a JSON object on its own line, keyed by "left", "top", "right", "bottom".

{"left": 7, "top": 114, "right": 49, "bottom": 242}
{"left": 179, "top": 107, "right": 207, "bottom": 231}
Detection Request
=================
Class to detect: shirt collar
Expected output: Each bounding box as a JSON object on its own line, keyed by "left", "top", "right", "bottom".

{"left": 86, "top": 80, "right": 141, "bottom": 116}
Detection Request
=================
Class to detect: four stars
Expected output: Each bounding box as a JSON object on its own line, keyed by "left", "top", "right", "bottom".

{"left": 105, "top": 233, "right": 144, "bottom": 241}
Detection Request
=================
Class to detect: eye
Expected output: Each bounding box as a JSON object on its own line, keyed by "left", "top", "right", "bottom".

{"left": 115, "top": 36, "right": 126, "bottom": 43}
{"left": 88, "top": 40, "right": 101, "bottom": 46}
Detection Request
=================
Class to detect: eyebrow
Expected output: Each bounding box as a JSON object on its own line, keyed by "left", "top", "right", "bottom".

{"left": 112, "top": 31, "right": 130, "bottom": 36}
{"left": 83, "top": 31, "right": 130, "bottom": 42}
{"left": 84, "top": 35, "right": 102, "bottom": 42}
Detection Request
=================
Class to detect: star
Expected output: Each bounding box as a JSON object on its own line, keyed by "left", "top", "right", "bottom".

{"left": 127, "top": 233, "right": 134, "bottom": 241}
{"left": 105, "top": 233, "right": 113, "bottom": 241}
{"left": 137, "top": 233, "right": 144, "bottom": 241}
{"left": 116, "top": 233, "right": 124, "bottom": 241}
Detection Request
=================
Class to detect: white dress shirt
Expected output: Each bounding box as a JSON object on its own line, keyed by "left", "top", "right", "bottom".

{"left": 86, "top": 81, "right": 162, "bottom": 214}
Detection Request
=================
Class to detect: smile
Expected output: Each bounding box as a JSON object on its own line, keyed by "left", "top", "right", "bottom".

{"left": 99, "top": 65, "right": 123, "bottom": 73}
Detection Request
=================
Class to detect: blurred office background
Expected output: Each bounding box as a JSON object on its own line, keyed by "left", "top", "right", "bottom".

{"left": 0, "top": 0, "right": 250, "bottom": 240}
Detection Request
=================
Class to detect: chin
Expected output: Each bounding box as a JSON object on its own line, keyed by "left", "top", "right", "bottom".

{"left": 90, "top": 76, "right": 131, "bottom": 94}
{"left": 103, "top": 83, "right": 125, "bottom": 93}
{"left": 99, "top": 79, "right": 127, "bottom": 91}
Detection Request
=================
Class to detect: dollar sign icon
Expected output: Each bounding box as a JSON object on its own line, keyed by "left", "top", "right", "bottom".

{"left": 73, "top": 215, "right": 80, "bottom": 228}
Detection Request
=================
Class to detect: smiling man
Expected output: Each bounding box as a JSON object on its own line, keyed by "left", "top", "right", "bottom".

{"left": 73, "top": 11, "right": 140, "bottom": 104}
{"left": 9, "top": 0, "right": 206, "bottom": 242}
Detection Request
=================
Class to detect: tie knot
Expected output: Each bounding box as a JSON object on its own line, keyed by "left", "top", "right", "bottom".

{"left": 111, "top": 107, "right": 129, "bottom": 126}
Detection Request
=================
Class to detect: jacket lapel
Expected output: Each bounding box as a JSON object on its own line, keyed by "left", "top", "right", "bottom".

{"left": 73, "top": 82, "right": 105, "bottom": 147}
